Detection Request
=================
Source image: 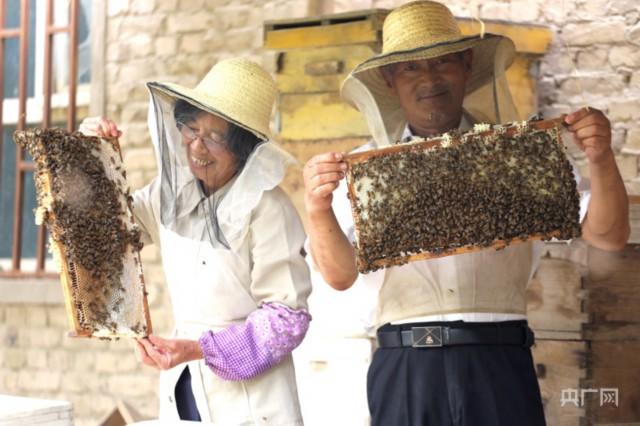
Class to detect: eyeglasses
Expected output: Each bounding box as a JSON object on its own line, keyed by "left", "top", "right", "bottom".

{"left": 176, "top": 121, "right": 228, "bottom": 152}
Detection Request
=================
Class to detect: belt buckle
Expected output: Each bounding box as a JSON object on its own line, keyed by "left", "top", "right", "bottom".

{"left": 411, "top": 326, "right": 443, "bottom": 348}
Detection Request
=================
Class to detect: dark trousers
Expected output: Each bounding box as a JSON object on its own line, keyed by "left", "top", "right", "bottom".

{"left": 175, "top": 366, "right": 201, "bottom": 421}
{"left": 368, "top": 321, "right": 546, "bottom": 426}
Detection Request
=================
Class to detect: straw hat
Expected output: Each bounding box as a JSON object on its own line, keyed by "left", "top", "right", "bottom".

{"left": 342, "top": 0, "right": 516, "bottom": 118}
{"left": 147, "top": 58, "right": 276, "bottom": 140}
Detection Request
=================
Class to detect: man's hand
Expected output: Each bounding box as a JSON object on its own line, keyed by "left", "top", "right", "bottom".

{"left": 79, "top": 116, "right": 122, "bottom": 138}
{"left": 303, "top": 152, "right": 347, "bottom": 214}
{"left": 136, "top": 335, "right": 203, "bottom": 371}
{"left": 565, "top": 107, "right": 630, "bottom": 251}
{"left": 564, "top": 107, "right": 613, "bottom": 165}
{"left": 302, "top": 152, "right": 357, "bottom": 290}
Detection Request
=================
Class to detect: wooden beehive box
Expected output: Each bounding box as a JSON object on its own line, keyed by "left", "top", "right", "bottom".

{"left": 528, "top": 210, "right": 640, "bottom": 426}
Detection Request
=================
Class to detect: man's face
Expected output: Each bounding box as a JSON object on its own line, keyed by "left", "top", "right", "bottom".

{"left": 382, "top": 50, "right": 473, "bottom": 137}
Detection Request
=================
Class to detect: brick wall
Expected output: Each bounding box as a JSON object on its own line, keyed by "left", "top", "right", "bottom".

{"left": 1, "top": 1, "right": 637, "bottom": 425}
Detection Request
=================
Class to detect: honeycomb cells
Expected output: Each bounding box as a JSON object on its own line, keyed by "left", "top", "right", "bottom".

{"left": 14, "top": 128, "right": 149, "bottom": 338}
{"left": 346, "top": 120, "right": 582, "bottom": 273}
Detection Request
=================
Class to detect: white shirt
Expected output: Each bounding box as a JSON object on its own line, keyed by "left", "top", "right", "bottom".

{"left": 328, "top": 117, "right": 591, "bottom": 332}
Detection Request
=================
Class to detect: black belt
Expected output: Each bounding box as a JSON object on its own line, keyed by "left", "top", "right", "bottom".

{"left": 377, "top": 322, "right": 535, "bottom": 349}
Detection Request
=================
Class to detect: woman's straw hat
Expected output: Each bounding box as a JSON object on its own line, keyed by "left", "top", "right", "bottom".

{"left": 148, "top": 58, "right": 276, "bottom": 140}
{"left": 343, "top": 0, "right": 515, "bottom": 107}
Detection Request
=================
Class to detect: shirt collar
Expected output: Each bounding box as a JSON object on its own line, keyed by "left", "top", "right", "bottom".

{"left": 176, "top": 174, "right": 238, "bottom": 219}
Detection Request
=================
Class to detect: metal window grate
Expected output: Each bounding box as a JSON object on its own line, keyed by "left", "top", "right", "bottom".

{"left": 1, "top": 0, "right": 78, "bottom": 278}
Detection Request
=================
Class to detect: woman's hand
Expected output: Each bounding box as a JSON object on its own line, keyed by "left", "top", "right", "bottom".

{"left": 303, "top": 152, "right": 347, "bottom": 214}
{"left": 136, "top": 334, "right": 204, "bottom": 370}
{"left": 79, "top": 116, "right": 122, "bottom": 138}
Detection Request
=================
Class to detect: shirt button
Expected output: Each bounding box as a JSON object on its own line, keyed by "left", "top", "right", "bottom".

{"left": 169, "top": 395, "right": 174, "bottom": 403}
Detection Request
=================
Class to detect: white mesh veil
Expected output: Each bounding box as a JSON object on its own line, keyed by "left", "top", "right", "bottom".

{"left": 341, "top": 36, "right": 520, "bottom": 146}
{"left": 146, "top": 87, "right": 295, "bottom": 251}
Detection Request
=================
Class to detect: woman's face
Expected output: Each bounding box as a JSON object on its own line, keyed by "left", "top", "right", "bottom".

{"left": 178, "top": 113, "right": 238, "bottom": 195}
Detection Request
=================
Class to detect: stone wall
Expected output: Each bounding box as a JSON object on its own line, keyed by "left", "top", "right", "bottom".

{"left": 1, "top": 1, "right": 637, "bottom": 425}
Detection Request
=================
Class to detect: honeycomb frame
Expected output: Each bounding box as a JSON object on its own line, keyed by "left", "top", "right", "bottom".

{"left": 344, "top": 116, "right": 582, "bottom": 273}
{"left": 14, "top": 128, "right": 152, "bottom": 339}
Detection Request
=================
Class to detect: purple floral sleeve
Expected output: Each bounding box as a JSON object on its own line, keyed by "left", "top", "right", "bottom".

{"left": 198, "top": 302, "right": 311, "bottom": 381}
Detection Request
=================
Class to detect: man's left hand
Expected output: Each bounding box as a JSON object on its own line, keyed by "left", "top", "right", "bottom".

{"left": 564, "top": 107, "right": 614, "bottom": 165}
{"left": 136, "top": 335, "right": 203, "bottom": 370}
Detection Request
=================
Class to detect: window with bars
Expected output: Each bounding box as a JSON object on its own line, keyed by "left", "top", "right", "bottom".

{"left": 0, "top": 0, "right": 92, "bottom": 278}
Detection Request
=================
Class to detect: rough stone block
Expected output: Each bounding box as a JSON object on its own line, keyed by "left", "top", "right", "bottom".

{"left": 5, "top": 348, "right": 26, "bottom": 369}
{"left": 95, "top": 352, "right": 138, "bottom": 373}
{"left": 18, "top": 370, "right": 61, "bottom": 391}
{"left": 154, "top": 36, "right": 178, "bottom": 56}
{"left": 118, "top": 16, "right": 165, "bottom": 39}
{"left": 540, "top": 0, "right": 579, "bottom": 24}
{"left": 612, "top": 127, "right": 627, "bottom": 152}
{"left": 178, "top": 0, "right": 205, "bottom": 12}
{"left": 108, "top": 374, "right": 156, "bottom": 397}
{"left": 225, "top": 29, "right": 258, "bottom": 51}
{"left": 608, "top": 99, "right": 640, "bottom": 122}
{"left": 47, "top": 349, "right": 73, "bottom": 371}
{"left": 157, "top": 0, "right": 178, "bottom": 12}
{"left": 120, "top": 103, "right": 149, "bottom": 126}
{"left": 116, "top": 60, "right": 156, "bottom": 84}
{"left": 22, "top": 327, "right": 63, "bottom": 349}
{"left": 71, "top": 350, "right": 97, "bottom": 372}
{"left": 3, "top": 370, "right": 19, "bottom": 391}
{"left": 47, "top": 307, "right": 70, "bottom": 329}
{"left": 609, "top": 0, "right": 640, "bottom": 14}
{"left": 623, "top": 127, "right": 640, "bottom": 154}
{"left": 26, "top": 306, "right": 48, "bottom": 327}
{"left": 577, "top": 49, "right": 610, "bottom": 70}
{"left": 616, "top": 154, "right": 639, "bottom": 180}
{"left": 26, "top": 349, "right": 48, "bottom": 368}
{"left": 610, "top": 45, "right": 640, "bottom": 67}
{"left": 5, "top": 306, "right": 27, "bottom": 327}
{"left": 131, "top": 0, "right": 156, "bottom": 14}
{"left": 124, "top": 147, "right": 158, "bottom": 172}
{"left": 509, "top": 1, "right": 540, "bottom": 22}
{"left": 625, "top": 177, "right": 640, "bottom": 195}
{"left": 563, "top": 20, "right": 627, "bottom": 46}
{"left": 559, "top": 74, "right": 626, "bottom": 97}
{"left": 577, "top": 0, "right": 609, "bottom": 18}
{"left": 107, "top": 0, "right": 129, "bottom": 17}
{"left": 118, "top": 123, "right": 148, "bottom": 147}
{"left": 179, "top": 34, "right": 210, "bottom": 54}
{"left": 167, "top": 13, "right": 211, "bottom": 33}
{"left": 540, "top": 50, "right": 577, "bottom": 76}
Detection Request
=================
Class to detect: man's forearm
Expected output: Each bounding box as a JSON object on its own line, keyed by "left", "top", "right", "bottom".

{"left": 583, "top": 153, "right": 630, "bottom": 250}
{"left": 307, "top": 209, "right": 358, "bottom": 290}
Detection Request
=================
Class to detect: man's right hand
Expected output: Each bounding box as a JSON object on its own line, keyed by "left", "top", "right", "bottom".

{"left": 79, "top": 116, "right": 122, "bottom": 138}
{"left": 303, "top": 152, "right": 358, "bottom": 290}
{"left": 303, "top": 152, "right": 347, "bottom": 213}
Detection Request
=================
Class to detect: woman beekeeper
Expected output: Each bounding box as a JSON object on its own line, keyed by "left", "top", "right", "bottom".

{"left": 80, "top": 58, "right": 311, "bottom": 425}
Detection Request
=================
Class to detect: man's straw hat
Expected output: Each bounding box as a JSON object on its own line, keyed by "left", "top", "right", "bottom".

{"left": 148, "top": 58, "right": 276, "bottom": 140}
{"left": 342, "top": 0, "right": 516, "bottom": 113}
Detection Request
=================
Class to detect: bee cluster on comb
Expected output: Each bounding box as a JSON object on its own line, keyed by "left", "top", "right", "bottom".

{"left": 13, "top": 128, "right": 152, "bottom": 339}
{"left": 344, "top": 117, "right": 581, "bottom": 273}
